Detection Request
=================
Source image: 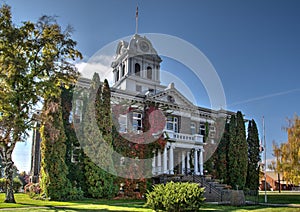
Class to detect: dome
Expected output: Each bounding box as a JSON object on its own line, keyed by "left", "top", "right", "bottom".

{"left": 112, "top": 34, "right": 160, "bottom": 68}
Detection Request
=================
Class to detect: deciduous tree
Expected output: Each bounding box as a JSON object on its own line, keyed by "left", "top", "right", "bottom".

{"left": 0, "top": 4, "right": 81, "bottom": 202}
{"left": 273, "top": 115, "right": 300, "bottom": 185}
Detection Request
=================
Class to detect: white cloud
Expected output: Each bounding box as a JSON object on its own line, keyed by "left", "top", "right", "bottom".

{"left": 75, "top": 54, "right": 114, "bottom": 86}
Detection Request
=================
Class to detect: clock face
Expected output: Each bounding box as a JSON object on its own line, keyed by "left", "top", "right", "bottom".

{"left": 139, "top": 41, "right": 150, "bottom": 52}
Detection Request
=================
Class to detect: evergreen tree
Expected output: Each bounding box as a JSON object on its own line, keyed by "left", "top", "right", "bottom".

{"left": 40, "top": 96, "right": 72, "bottom": 200}
{"left": 81, "top": 73, "right": 117, "bottom": 198}
{"left": 246, "top": 119, "right": 260, "bottom": 191}
{"left": 228, "top": 111, "right": 248, "bottom": 189}
{"left": 215, "top": 121, "right": 230, "bottom": 183}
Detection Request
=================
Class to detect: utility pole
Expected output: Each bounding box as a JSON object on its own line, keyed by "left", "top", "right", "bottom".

{"left": 263, "top": 116, "right": 267, "bottom": 203}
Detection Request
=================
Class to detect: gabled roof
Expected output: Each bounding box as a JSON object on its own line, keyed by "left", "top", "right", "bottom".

{"left": 149, "top": 83, "right": 196, "bottom": 109}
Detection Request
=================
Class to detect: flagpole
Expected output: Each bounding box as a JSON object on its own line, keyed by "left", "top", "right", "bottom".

{"left": 263, "top": 116, "right": 267, "bottom": 203}
{"left": 135, "top": 5, "right": 138, "bottom": 34}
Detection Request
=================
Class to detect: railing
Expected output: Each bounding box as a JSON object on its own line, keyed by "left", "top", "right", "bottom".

{"left": 165, "top": 130, "right": 204, "bottom": 144}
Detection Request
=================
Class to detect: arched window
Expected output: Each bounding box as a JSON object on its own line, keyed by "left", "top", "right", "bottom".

{"left": 121, "top": 64, "right": 125, "bottom": 77}
{"left": 116, "top": 70, "right": 119, "bottom": 82}
{"left": 135, "top": 63, "right": 140, "bottom": 76}
{"left": 147, "top": 66, "right": 152, "bottom": 79}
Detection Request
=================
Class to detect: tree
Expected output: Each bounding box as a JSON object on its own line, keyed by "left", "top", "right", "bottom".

{"left": 228, "top": 111, "right": 248, "bottom": 189}
{"left": 81, "top": 73, "right": 118, "bottom": 198}
{"left": 245, "top": 119, "right": 260, "bottom": 191}
{"left": 273, "top": 115, "right": 300, "bottom": 185}
{"left": 39, "top": 96, "right": 72, "bottom": 200}
{"left": 0, "top": 4, "right": 81, "bottom": 202}
{"left": 214, "top": 121, "right": 230, "bottom": 183}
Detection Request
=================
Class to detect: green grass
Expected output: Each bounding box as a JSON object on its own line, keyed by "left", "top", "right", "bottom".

{"left": 0, "top": 192, "right": 299, "bottom": 211}
{"left": 259, "top": 191, "right": 300, "bottom": 204}
{"left": 0, "top": 193, "right": 151, "bottom": 211}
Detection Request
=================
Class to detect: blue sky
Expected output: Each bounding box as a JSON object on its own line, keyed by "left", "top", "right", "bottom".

{"left": 6, "top": 0, "right": 300, "bottom": 172}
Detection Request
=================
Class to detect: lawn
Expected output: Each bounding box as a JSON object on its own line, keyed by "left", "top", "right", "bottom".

{"left": 0, "top": 193, "right": 151, "bottom": 211}
{"left": 0, "top": 192, "right": 299, "bottom": 211}
{"left": 258, "top": 191, "right": 300, "bottom": 204}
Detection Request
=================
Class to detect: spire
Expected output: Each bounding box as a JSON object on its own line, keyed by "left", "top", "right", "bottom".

{"left": 135, "top": 5, "right": 138, "bottom": 34}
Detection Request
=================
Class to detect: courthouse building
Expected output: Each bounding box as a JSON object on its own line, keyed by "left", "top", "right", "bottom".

{"left": 30, "top": 33, "right": 233, "bottom": 182}
{"left": 73, "top": 34, "right": 233, "bottom": 177}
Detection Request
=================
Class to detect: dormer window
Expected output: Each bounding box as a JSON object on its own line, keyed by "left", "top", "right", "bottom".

{"left": 135, "top": 63, "right": 141, "bottom": 76}
{"left": 147, "top": 66, "right": 152, "bottom": 79}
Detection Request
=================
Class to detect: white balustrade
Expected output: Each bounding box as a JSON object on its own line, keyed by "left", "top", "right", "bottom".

{"left": 164, "top": 130, "right": 204, "bottom": 143}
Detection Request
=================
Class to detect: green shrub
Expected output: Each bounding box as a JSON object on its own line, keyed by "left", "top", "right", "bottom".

{"left": 67, "top": 187, "right": 84, "bottom": 200}
{"left": 145, "top": 182, "right": 205, "bottom": 212}
{"left": 0, "top": 177, "right": 22, "bottom": 193}
{"left": 0, "top": 178, "right": 6, "bottom": 192}
{"left": 13, "top": 177, "right": 22, "bottom": 193}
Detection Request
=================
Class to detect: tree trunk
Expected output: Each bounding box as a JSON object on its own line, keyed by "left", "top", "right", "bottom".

{"left": 3, "top": 151, "right": 16, "bottom": 203}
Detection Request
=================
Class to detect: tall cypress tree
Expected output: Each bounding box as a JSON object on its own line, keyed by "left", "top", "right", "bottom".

{"left": 228, "top": 111, "right": 248, "bottom": 189}
{"left": 246, "top": 120, "right": 261, "bottom": 190}
{"left": 40, "top": 95, "right": 72, "bottom": 200}
{"left": 82, "top": 73, "right": 117, "bottom": 198}
{"left": 215, "top": 121, "right": 230, "bottom": 183}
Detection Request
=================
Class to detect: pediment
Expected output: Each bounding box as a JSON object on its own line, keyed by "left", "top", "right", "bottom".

{"left": 150, "top": 85, "right": 196, "bottom": 108}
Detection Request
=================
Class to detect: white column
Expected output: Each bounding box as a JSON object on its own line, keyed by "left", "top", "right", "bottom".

{"left": 177, "top": 152, "right": 181, "bottom": 174}
{"left": 194, "top": 149, "right": 199, "bottom": 175}
{"left": 181, "top": 151, "right": 186, "bottom": 174}
{"left": 163, "top": 145, "right": 168, "bottom": 174}
{"left": 199, "top": 148, "right": 204, "bottom": 175}
{"left": 157, "top": 149, "right": 162, "bottom": 174}
{"left": 169, "top": 145, "right": 174, "bottom": 174}
{"left": 187, "top": 151, "right": 191, "bottom": 172}
{"left": 152, "top": 150, "right": 156, "bottom": 175}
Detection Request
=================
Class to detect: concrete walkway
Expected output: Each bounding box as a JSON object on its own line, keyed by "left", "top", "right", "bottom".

{"left": 259, "top": 203, "right": 300, "bottom": 208}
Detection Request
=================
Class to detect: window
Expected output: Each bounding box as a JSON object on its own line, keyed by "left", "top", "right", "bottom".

{"left": 135, "top": 63, "right": 141, "bottom": 76}
{"left": 118, "top": 114, "right": 127, "bottom": 132}
{"left": 121, "top": 64, "right": 125, "bottom": 77}
{"left": 209, "top": 125, "right": 216, "bottom": 138}
{"left": 147, "top": 66, "right": 152, "bottom": 79}
{"left": 191, "top": 122, "right": 196, "bottom": 135}
{"left": 166, "top": 116, "right": 178, "bottom": 133}
{"left": 116, "top": 70, "right": 119, "bottom": 81}
{"left": 199, "top": 122, "right": 205, "bottom": 136}
{"left": 133, "top": 112, "right": 142, "bottom": 131}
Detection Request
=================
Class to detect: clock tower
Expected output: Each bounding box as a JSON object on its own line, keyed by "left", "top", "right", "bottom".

{"left": 111, "top": 34, "right": 165, "bottom": 94}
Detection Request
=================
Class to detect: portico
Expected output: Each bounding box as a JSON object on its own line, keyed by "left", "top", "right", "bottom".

{"left": 152, "top": 133, "right": 205, "bottom": 176}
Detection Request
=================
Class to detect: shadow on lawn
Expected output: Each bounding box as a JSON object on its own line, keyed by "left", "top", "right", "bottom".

{"left": 52, "top": 205, "right": 148, "bottom": 212}
{"left": 200, "top": 204, "right": 280, "bottom": 212}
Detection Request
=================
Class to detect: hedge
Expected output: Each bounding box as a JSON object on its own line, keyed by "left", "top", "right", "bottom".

{"left": 145, "top": 182, "right": 205, "bottom": 211}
